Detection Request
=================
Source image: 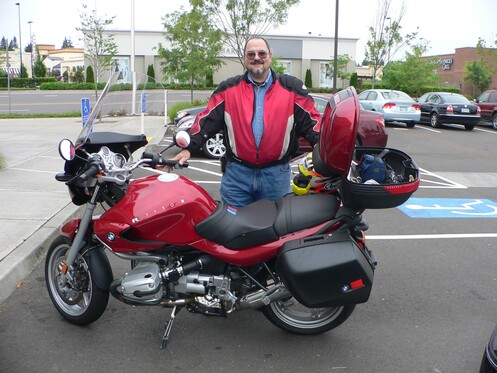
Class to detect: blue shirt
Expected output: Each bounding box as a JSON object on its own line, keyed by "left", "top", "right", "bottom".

{"left": 248, "top": 72, "right": 273, "bottom": 148}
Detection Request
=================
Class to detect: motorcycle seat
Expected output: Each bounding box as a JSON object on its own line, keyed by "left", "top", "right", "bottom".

{"left": 194, "top": 194, "right": 339, "bottom": 249}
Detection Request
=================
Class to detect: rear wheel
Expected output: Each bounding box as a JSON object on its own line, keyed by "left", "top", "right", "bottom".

{"left": 430, "top": 113, "right": 441, "bottom": 128}
{"left": 45, "top": 236, "right": 109, "bottom": 325}
{"left": 406, "top": 122, "right": 416, "bottom": 128}
{"left": 465, "top": 124, "right": 475, "bottom": 131}
{"left": 202, "top": 132, "right": 226, "bottom": 159}
{"left": 262, "top": 296, "right": 356, "bottom": 335}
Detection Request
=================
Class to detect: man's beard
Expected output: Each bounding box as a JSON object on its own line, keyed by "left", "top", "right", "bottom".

{"left": 247, "top": 63, "right": 266, "bottom": 79}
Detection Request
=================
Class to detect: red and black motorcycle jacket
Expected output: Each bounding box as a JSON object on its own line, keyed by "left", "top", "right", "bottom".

{"left": 187, "top": 70, "right": 321, "bottom": 168}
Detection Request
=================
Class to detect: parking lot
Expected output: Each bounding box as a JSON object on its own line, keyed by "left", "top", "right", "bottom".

{"left": 1, "top": 120, "right": 497, "bottom": 372}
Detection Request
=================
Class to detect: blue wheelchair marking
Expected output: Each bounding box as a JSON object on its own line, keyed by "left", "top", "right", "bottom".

{"left": 399, "top": 198, "right": 497, "bottom": 218}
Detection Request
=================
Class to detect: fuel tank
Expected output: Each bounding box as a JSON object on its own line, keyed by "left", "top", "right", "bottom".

{"left": 93, "top": 173, "right": 218, "bottom": 253}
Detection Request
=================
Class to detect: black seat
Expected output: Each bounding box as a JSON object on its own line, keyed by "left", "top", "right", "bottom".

{"left": 194, "top": 194, "right": 339, "bottom": 250}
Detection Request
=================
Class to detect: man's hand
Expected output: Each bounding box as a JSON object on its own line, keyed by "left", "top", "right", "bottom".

{"left": 171, "top": 149, "right": 191, "bottom": 165}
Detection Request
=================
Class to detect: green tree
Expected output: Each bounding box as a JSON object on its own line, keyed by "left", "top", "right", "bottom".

{"left": 8, "top": 37, "right": 18, "bottom": 51}
{"left": 86, "top": 65, "right": 95, "bottom": 84}
{"left": 62, "top": 37, "right": 74, "bottom": 49}
{"left": 464, "top": 60, "right": 492, "bottom": 95}
{"left": 0, "top": 37, "right": 7, "bottom": 50}
{"left": 147, "top": 64, "right": 155, "bottom": 82}
{"left": 349, "top": 72, "right": 359, "bottom": 88}
{"left": 33, "top": 57, "right": 47, "bottom": 77}
{"left": 77, "top": 4, "right": 118, "bottom": 97}
{"left": 381, "top": 41, "right": 438, "bottom": 97}
{"left": 305, "top": 68, "right": 312, "bottom": 88}
{"left": 365, "top": 0, "right": 417, "bottom": 87}
{"left": 20, "top": 63, "right": 28, "bottom": 78}
{"left": 204, "top": 0, "right": 300, "bottom": 70}
{"left": 158, "top": 0, "right": 223, "bottom": 102}
{"left": 477, "top": 37, "right": 497, "bottom": 76}
{"left": 330, "top": 54, "right": 352, "bottom": 83}
{"left": 75, "top": 66, "right": 85, "bottom": 83}
{"left": 270, "top": 56, "right": 287, "bottom": 74}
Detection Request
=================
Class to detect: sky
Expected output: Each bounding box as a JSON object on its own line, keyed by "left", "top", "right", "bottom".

{"left": 0, "top": 0, "right": 496, "bottom": 63}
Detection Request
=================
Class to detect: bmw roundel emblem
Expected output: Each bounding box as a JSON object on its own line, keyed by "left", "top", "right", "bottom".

{"left": 107, "top": 232, "right": 116, "bottom": 241}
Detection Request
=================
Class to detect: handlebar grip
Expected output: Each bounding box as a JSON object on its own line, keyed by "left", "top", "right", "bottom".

{"left": 142, "top": 152, "right": 189, "bottom": 168}
{"left": 77, "top": 162, "right": 101, "bottom": 182}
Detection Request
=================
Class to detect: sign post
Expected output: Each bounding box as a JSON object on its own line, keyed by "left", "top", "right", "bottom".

{"left": 141, "top": 92, "right": 146, "bottom": 134}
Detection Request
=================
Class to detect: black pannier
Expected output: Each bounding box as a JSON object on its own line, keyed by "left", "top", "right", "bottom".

{"left": 276, "top": 231, "right": 375, "bottom": 308}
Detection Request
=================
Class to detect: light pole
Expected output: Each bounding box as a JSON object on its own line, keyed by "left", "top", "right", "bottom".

{"left": 386, "top": 17, "right": 392, "bottom": 65}
{"left": 28, "top": 20, "right": 33, "bottom": 77}
{"left": 15, "top": 2, "right": 22, "bottom": 78}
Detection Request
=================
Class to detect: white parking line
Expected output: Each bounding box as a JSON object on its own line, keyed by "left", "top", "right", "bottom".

{"left": 368, "top": 233, "right": 497, "bottom": 240}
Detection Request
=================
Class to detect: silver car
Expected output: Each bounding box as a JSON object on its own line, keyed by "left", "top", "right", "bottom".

{"left": 358, "top": 89, "right": 421, "bottom": 128}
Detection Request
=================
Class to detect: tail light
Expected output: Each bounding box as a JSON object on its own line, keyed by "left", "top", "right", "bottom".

{"left": 477, "top": 106, "right": 481, "bottom": 115}
{"left": 382, "top": 102, "right": 396, "bottom": 110}
{"left": 446, "top": 104, "right": 454, "bottom": 113}
{"left": 374, "top": 117, "right": 385, "bottom": 127}
{"left": 412, "top": 103, "right": 421, "bottom": 111}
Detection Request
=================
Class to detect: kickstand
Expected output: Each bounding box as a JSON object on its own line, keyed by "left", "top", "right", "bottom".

{"left": 160, "top": 305, "right": 181, "bottom": 349}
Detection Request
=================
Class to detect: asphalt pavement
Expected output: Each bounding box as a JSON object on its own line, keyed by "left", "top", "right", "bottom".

{"left": 0, "top": 116, "right": 167, "bottom": 303}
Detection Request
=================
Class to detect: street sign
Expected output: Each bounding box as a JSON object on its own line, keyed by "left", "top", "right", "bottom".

{"left": 81, "top": 98, "right": 90, "bottom": 127}
{"left": 399, "top": 198, "right": 497, "bottom": 218}
{"left": 141, "top": 92, "right": 147, "bottom": 113}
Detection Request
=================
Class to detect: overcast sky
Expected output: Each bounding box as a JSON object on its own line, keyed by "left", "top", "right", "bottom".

{"left": 1, "top": 0, "right": 496, "bottom": 63}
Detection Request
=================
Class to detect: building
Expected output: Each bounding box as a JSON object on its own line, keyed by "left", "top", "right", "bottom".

{"left": 424, "top": 47, "right": 497, "bottom": 96}
{"left": 100, "top": 30, "right": 359, "bottom": 89}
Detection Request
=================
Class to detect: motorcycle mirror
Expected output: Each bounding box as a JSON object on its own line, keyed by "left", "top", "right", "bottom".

{"left": 174, "top": 131, "right": 190, "bottom": 149}
{"left": 58, "top": 138, "right": 75, "bottom": 161}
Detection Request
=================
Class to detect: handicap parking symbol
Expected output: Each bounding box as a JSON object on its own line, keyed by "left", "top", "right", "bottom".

{"left": 399, "top": 198, "right": 497, "bottom": 218}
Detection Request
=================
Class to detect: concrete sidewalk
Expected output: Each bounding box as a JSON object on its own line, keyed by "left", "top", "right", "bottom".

{"left": 0, "top": 116, "right": 167, "bottom": 303}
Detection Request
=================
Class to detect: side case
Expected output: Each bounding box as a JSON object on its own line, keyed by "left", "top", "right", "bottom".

{"left": 276, "top": 231, "right": 375, "bottom": 308}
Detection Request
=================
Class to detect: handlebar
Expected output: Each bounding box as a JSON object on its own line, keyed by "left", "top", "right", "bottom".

{"left": 141, "top": 152, "right": 189, "bottom": 169}
{"left": 77, "top": 160, "right": 102, "bottom": 182}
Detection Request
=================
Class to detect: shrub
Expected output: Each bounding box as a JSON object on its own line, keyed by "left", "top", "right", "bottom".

{"left": 305, "top": 69, "right": 312, "bottom": 88}
{"left": 349, "top": 73, "right": 358, "bottom": 88}
{"left": 147, "top": 64, "right": 155, "bottom": 82}
{"left": 86, "top": 66, "right": 95, "bottom": 84}
{"left": 167, "top": 100, "right": 208, "bottom": 122}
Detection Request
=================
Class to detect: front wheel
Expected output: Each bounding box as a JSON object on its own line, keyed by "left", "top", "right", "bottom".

{"left": 262, "top": 297, "right": 356, "bottom": 335}
{"left": 45, "top": 236, "right": 109, "bottom": 325}
{"left": 492, "top": 113, "right": 497, "bottom": 130}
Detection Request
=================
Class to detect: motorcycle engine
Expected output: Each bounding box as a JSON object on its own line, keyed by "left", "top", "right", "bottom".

{"left": 120, "top": 262, "right": 163, "bottom": 304}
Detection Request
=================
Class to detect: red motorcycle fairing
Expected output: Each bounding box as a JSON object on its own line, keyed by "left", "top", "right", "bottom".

{"left": 93, "top": 174, "right": 218, "bottom": 253}
{"left": 60, "top": 218, "right": 82, "bottom": 240}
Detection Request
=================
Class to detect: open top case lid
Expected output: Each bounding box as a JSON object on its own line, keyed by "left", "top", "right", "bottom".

{"left": 315, "top": 87, "right": 360, "bottom": 177}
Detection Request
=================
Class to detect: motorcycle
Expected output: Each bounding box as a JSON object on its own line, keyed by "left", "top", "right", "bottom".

{"left": 45, "top": 71, "right": 420, "bottom": 349}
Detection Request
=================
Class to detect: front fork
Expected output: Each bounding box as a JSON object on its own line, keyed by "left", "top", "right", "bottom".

{"left": 60, "top": 184, "right": 101, "bottom": 282}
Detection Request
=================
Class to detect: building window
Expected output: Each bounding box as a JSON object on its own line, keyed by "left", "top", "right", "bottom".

{"left": 319, "top": 62, "right": 333, "bottom": 88}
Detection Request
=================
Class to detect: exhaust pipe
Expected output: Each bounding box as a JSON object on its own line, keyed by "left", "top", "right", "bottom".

{"left": 238, "top": 284, "right": 291, "bottom": 310}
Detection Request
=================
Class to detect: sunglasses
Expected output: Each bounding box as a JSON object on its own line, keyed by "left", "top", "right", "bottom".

{"left": 245, "top": 50, "right": 269, "bottom": 60}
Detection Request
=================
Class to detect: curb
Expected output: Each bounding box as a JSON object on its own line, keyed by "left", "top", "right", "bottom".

{"left": 0, "top": 203, "right": 83, "bottom": 303}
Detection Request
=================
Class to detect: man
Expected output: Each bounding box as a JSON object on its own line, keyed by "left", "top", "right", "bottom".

{"left": 171, "top": 36, "right": 321, "bottom": 207}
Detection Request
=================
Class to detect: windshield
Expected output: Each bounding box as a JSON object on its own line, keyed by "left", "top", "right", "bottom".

{"left": 74, "top": 69, "right": 167, "bottom": 150}
{"left": 381, "top": 91, "right": 413, "bottom": 101}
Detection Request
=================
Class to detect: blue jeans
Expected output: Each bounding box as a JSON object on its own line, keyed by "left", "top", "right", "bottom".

{"left": 220, "top": 161, "right": 291, "bottom": 208}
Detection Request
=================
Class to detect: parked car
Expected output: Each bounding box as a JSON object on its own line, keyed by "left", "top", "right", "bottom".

{"left": 174, "top": 93, "right": 388, "bottom": 159}
{"left": 475, "top": 89, "right": 497, "bottom": 129}
{"left": 416, "top": 92, "right": 481, "bottom": 130}
{"left": 358, "top": 89, "right": 421, "bottom": 127}
{"left": 480, "top": 323, "right": 497, "bottom": 372}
